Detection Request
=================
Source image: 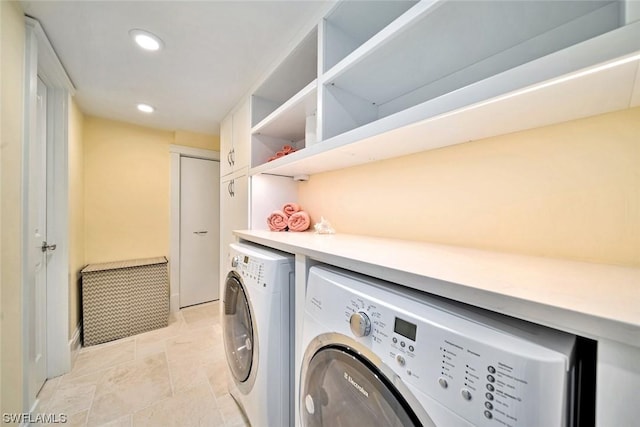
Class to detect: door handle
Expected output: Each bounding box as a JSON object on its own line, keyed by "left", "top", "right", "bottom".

{"left": 41, "top": 241, "right": 57, "bottom": 252}
{"left": 227, "top": 150, "right": 233, "bottom": 166}
{"left": 193, "top": 231, "right": 208, "bottom": 235}
{"left": 228, "top": 180, "right": 233, "bottom": 196}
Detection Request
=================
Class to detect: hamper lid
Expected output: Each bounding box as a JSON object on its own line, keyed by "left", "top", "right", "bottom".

{"left": 81, "top": 256, "right": 167, "bottom": 274}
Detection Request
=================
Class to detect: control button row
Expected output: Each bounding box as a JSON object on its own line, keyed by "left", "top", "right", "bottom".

{"left": 391, "top": 338, "right": 414, "bottom": 352}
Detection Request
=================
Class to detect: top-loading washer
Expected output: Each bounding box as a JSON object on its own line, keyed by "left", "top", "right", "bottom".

{"left": 300, "top": 265, "right": 578, "bottom": 427}
{"left": 222, "top": 242, "right": 294, "bottom": 427}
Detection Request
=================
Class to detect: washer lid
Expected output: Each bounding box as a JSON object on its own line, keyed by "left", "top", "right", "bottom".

{"left": 301, "top": 345, "right": 424, "bottom": 427}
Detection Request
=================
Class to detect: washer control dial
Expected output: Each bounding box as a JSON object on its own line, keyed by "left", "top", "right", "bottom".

{"left": 231, "top": 256, "right": 240, "bottom": 268}
{"left": 349, "top": 312, "right": 372, "bottom": 337}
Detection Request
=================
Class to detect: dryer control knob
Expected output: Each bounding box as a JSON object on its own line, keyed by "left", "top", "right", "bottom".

{"left": 350, "top": 312, "right": 372, "bottom": 337}
{"left": 231, "top": 256, "right": 240, "bottom": 268}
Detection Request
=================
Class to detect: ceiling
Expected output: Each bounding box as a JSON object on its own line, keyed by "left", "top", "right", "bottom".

{"left": 20, "top": 0, "right": 331, "bottom": 136}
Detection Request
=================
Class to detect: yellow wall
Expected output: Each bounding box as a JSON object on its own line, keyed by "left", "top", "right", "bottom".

{"left": 299, "top": 107, "right": 640, "bottom": 267}
{"left": 84, "top": 117, "right": 174, "bottom": 263}
{"left": 0, "top": 0, "right": 25, "bottom": 416}
{"left": 84, "top": 116, "right": 219, "bottom": 264}
{"left": 68, "top": 97, "right": 85, "bottom": 338}
{"left": 174, "top": 129, "right": 220, "bottom": 151}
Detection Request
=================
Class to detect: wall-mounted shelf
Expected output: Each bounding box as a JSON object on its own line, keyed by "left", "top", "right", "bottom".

{"left": 251, "top": 27, "right": 318, "bottom": 127}
{"left": 251, "top": 80, "right": 317, "bottom": 142}
{"left": 250, "top": 45, "right": 640, "bottom": 177}
{"left": 246, "top": 1, "right": 640, "bottom": 178}
{"left": 322, "top": 0, "right": 418, "bottom": 72}
{"left": 321, "top": 0, "right": 621, "bottom": 140}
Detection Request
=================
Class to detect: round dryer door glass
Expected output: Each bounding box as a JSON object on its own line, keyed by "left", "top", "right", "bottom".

{"left": 223, "top": 273, "right": 254, "bottom": 383}
{"left": 302, "top": 346, "right": 422, "bottom": 427}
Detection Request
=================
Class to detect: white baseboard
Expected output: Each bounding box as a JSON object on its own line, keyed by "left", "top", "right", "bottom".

{"left": 69, "top": 322, "right": 82, "bottom": 368}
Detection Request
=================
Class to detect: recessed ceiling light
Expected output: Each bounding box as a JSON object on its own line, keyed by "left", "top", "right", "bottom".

{"left": 137, "top": 103, "right": 155, "bottom": 113}
{"left": 129, "top": 29, "right": 163, "bottom": 51}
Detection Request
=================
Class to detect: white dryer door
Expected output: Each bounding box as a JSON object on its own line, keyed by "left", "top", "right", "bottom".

{"left": 223, "top": 272, "right": 255, "bottom": 385}
{"left": 301, "top": 345, "right": 428, "bottom": 427}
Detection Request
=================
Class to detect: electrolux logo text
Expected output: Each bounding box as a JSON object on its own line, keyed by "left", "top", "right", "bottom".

{"left": 344, "top": 371, "right": 369, "bottom": 398}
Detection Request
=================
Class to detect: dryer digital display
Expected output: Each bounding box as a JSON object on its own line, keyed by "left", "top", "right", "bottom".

{"left": 394, "top": 317, "right": 417, "bottom": 341}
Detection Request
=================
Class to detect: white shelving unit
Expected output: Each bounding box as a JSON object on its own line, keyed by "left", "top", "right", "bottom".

{"left": 250, "top": 27, "right": 318, "bottom": 169}
{"left": 321, "top": 0, "right": 418, "bottom": 72}
{"left": 247, "top": 0, "right": 640, "bottom": 177}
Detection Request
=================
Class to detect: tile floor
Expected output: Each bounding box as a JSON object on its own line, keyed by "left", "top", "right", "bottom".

{"left": 36, "top": 301, "right": 250, "bottom": 427}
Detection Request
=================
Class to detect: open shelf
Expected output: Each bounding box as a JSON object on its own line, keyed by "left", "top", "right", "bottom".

{"left": 321, "top": 0, "right": 622, "bottom": 140}
{"left": 250, "top": 80, "right": 317, "bottom": 169}
{"left": 322, "top": 0, "right": 417, "bottom": 72}
{"left": 251, "top": 27, "right": 318, "bottom": 127}
{"left": 250, "top": 47, "right": 640, "bottom": 177}
{"left": 251, "top": 80, "right": 317, "bottom": 142}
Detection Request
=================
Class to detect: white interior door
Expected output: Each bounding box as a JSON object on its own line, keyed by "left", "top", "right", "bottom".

{"left": 28, "top": 77, "right": 49, "bottom": 400}
{"left": 180, "top": 157, "right": 220, "bottom": 307}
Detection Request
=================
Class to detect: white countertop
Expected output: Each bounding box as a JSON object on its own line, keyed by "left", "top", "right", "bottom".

{"left": 234, "top": 230, "right": 640, "bottom": 346}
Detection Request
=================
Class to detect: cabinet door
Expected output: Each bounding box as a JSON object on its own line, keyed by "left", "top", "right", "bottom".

{"left": 219, "top": 174, "right": 249, "bottom": 299}
{"left": 231, "top": 98, "right": 251, "bottom": 170}
{"left": 220, "top": 113, "right": 233, "bottom": 176}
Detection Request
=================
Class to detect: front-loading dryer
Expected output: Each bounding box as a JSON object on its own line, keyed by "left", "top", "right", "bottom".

{"left": 223, "top": 242, "right": 294, "bottom": 427}
{"left": 300, "top": 265, "right": 578, "bottom": 427}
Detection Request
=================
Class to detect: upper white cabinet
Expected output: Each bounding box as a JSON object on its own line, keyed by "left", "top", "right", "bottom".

{"left": 245, "top": 0, "right": 640, "bottom": 177}
{"left": 221, "top": 97, "right": 251, "bottom": 176}
{"left": 220, "top": 112, "right": 233, "bottom": 176}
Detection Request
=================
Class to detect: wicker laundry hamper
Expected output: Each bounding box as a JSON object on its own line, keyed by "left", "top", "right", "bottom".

{"left": 81, "top": 257, "right": 169, "bottom": 346}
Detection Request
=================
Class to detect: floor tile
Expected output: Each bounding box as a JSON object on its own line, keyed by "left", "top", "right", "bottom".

{"left": 181, "top": 301, "right": 221, "bottom": 330}
{"left": 204, "top": 359, "right": 231, "bottom": 398}
{"left": 87, "top": 353, "right": 171, "bottom": 426}
{"left": 44, "top": 383, "right": 95, "bottom": 417}
{"left": 38, "top": 303, "right": 236, "bottom": 427}
{"left": 165, "top": 326, "right": 219, "bottom": 364}
{"left": 132, "top": 381, "right": 224, "bottom": 427}
{"left": 71, "top": 340, "right": 135, "bottom": 378}
{"left": 216, "top": 393, "right": 250, "bottom": 427}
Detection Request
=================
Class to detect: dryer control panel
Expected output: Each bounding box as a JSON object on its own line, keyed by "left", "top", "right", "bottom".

{"left": 305, "top": 266, "right": 576, "bottom": 427}
{"left": 229, "top": 243, "right": 293, "bottom": 292}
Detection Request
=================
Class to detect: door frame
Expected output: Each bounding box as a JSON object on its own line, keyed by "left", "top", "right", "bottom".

{"left": 169, "top": 145, "right": 219, "bottom": 312}
{"left": 23, "top": 17, "right": 75, "bottom": 409}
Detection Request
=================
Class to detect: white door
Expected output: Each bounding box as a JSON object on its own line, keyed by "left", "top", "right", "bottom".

{"left": 28, "top": 77, "right": 50, "bottom": 399}
{"left": 180, "top": 157, "right": 220, "bottom": 307}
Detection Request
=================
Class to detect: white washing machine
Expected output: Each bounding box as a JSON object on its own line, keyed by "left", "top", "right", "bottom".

{"left": 300, "top": 265, "right": 578, "bottom": 427}
{"left": 222, "top": 242, "right": 294, "bottom": 427}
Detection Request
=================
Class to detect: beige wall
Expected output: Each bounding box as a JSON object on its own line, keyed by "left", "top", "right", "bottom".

{"left": 299, "top": 107, "right": 640, "bottom": 267}
{"left": 0, "top": 0, "right": 25, "bottom": 416}
{"left": 84, "top": 117, "right": 174, "bottom": 263}
{"left": 84, "top": 116, "right": 219, "bottom": 264}
{"left": 174, "top": 129, "right": 220, "bottom": 151}
{"left": 68, "top": 98, "right": 85, "bottom": 337}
